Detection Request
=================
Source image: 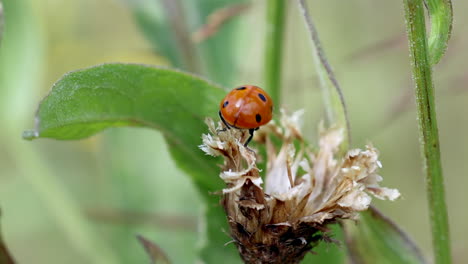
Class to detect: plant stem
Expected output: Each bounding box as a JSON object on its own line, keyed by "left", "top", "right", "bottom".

{"left": 403, "top": 1, "right": 451, "bottom": 263}
{"left": 296, "top": 0, "right": 351, "bottom": 150}
{"left": 264, "top": 0, "right": 286, "bottom": 105}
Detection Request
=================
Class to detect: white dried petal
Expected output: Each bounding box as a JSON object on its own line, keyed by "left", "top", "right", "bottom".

{"left": 367, "top": 187, "right": 401, "bottom": 201}
{"left": 338, "top": 189, "right": 372, "bottom": 211}
{"left": 265, "top": 144, "right": 292, "bottom": 195}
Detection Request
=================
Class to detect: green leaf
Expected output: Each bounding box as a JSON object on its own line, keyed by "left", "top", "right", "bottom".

{"left": 425, "top": 0, "right": 453, "bottom": 65}
{"left": 343, "top": 207, "right": 427, "bottom": 264}
{"left": 24, "top": 63, "right": 241, "bottom": 263}
{"left": 24, "top": 63, "right": 222, "bottom": 194}
{"left": 0, "top": 211, "right": 16, "bottom": 264}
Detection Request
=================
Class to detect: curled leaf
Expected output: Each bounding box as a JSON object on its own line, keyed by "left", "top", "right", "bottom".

{"left": 425, "top": 0, "right": 453, "bottom": 65}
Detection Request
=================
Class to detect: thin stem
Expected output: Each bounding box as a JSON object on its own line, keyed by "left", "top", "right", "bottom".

{"left": 403, "top": 1, "right": 451, "bottom": 263}
{"left": 264, "top": 0, "right": 286, "bottom": 105}
{"left": 296, "top": 0, "right": 351, "bottom": 148}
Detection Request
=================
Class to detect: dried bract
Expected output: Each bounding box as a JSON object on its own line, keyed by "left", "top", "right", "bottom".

{"left": 200, "top": 111, "right": 400, "bottom": 264}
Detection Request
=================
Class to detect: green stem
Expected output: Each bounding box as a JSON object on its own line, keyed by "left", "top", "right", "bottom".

{"left": 403, "top": 1, "right": 451, "bottom": 264}
{"left": 296, "top": 0, "right": 351, "bottom": 151}
{"left": 264, "top": 0, "right": 286, "bottom": 105}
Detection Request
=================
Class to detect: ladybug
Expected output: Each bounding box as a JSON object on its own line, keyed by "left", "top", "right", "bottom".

{"left": 219, "top": 85, "right": 273, "bottom": 146}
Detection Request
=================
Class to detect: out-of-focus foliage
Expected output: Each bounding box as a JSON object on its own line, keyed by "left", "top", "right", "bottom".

{"left": 0, "top": 1, "right": 4, "bottom": 45}
{"left": 0, "top": 212, "right": 15, "bottom": 264}
{"left": 344, "top": 207, "right": 426, "bottom": 264}
{"left": 125, "top": 0, "right": 250, "bottom": 87}
{"left": 137, "top": 235, "right": 171, "bottom": 264}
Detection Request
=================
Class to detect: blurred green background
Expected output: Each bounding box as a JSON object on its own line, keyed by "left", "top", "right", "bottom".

{"left": 0, "top": 0, "right": 466, "bottom": 263}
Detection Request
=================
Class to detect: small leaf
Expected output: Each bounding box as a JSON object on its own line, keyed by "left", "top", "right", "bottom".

{"left": 425, "top": 0, "right": 453, "bottom": 65}
{"left": 343, "top": 207, "right": 427, "bottom": 264}
{"left": 137, "top": 235, "right": 171, "bottom": 264}
{"left": 0, "top": 210, "right": 16, "bottom": 264}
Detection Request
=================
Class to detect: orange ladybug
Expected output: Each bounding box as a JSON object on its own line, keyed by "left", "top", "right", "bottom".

{"left": 219, "top": 85, "right": 273, "bottom": 146}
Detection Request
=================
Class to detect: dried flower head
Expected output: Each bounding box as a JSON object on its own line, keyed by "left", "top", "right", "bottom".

{"left": 200, "top": 110, "right": 400, "bottom": 264}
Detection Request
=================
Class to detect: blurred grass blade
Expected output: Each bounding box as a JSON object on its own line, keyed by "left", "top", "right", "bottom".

{"left": 2, "top": 0, "right": 118, "bottom": 263}
{"left": 0, "top": 1, "right": 4, "bottom": 46}
{"left": 159, "top": 0, "right": 200, "bottom": 72}
{"left": 264, "top": 0, "right": 286, "bottom": 105}
{"left": 296, "top": 0, "right": 350, "bottom": 151}
{"left": 23, "top": 63, "right": 240, "bottom": 263}
{"left": 184, "top": 0, "right": 249, "bottom": 87}
{"left": 0, "top": 211, "right": 15, "bottom": 264}
{"left": 125, "top": 0, "right": 249, "bottom": 87}
{"left": 343, "top": 207, "right": 426, "bottom": 264}
{"left": 124, "top": 0, "right": 188, "bottom": 69}
{"left": 137, "top": 235, "right": 171, "bottom": 264}
{"left": 425, "top": 0, "right": 453, "bottom": 65}
{"left": 192, "top": 3, "right": 249, "bottom": 44}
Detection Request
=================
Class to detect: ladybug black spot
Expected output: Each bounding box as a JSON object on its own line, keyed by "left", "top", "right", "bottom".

{"left": 223, "top": 101, "right": 229, "bottom": 108}
{"left": 256, "top": 114, "right": 262, "bottom": 123}
{"left": 236, "top": 86, "right": 247, "bottom": 90}
{"left": 258, "top": 93, "right": 267, "bottom": 102}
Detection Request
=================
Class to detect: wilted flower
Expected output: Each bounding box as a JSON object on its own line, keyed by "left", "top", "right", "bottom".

{"left": 200, "top": 110, "right": 400, "bottom": 263}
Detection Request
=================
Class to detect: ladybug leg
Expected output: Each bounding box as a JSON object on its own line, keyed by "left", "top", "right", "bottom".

{"left": 244, "top": 128, "right": 257, "bottom": 147}
{"left": 218, "top": 111, "right": 231, "bottom": 130}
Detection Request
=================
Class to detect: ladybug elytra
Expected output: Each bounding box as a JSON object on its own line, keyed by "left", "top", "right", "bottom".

{"left": 219, "top": 85, "right": 273, "bottom": 146}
